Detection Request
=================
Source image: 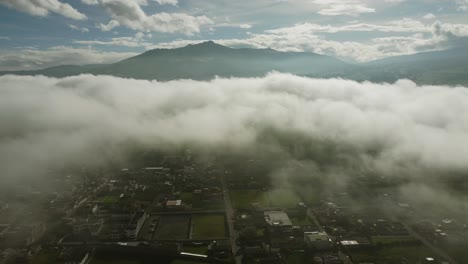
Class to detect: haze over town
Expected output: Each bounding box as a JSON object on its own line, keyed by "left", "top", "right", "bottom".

{"left": 1, "top": 1, "right": 468, "bottom": 264}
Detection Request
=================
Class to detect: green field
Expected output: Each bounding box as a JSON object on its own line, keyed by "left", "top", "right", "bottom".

{"left": 154, "top": 216, "right": 190, "bottom": 240}
{"left": 230, "top": 190, "right": 264, "bottom": 209}
{"left": 285, "top": 252, "right": 306, "bottom": 264}
{"left": 191, "top": 215, "right": 226, "bottom": 239}
{"left": 350, "top": 245, "right": 436, "bottom": 263}
{"left": 230, "top": 189, "right": 300, "bottom": 209}
{"left": 90, "top": 259, "right": 140, "bottom": 264}
{"left": 182, "top": 245, "right": 208, "bottom": 255}
{"left": 180, "top": 192, "right": 193, "bottom": 204}
{"left": 98, "top": 195, "right": 120, "bottom": 203}
{"left": 31, "top": 250, "right": 59, "bottom": 264}
{"left": 265, "top": 189, "right": 301, "bottom": 208}
{"left": 171, "top": 260, "right": 206, "bottom": 264}
{"left": 371, "top": 236, "right": 419, "bottom": 245}
{"left": 290, "top": 216, "right": 312, "bottom": 226}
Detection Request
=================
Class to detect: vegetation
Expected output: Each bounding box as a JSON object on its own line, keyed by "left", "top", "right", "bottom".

{"left": 154, "top": 216, "right": 190, "bottom": 240}
{"left": 350, "top": 245, "right": 436, "bottom": 263}
{"left": 191, "top": 215, "right": 226, "bottom": 239}
{"left": 90, "top": 259, "right": 141, "bottom": 264}
{"left": 230, "top": 189, "right": 301, "bottom": 209}
{"left": 30, "top": 250, "right": 59, "bottom": 264}
{"left": 181, "top": 245, "right": 208, "bottom": 255}
{"left": 98, "top": 195, "right": 120, "bottom": 203}
{"left": 371, "top": 236, "right": 420, "bottom": 246}
{"left": 290, "top": 216, "right": 312, "bottom": 226}
{"left": 230, "top": 190, "right": 265, "bottom": 209}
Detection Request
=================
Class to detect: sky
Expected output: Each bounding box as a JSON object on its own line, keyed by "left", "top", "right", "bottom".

{"left": 1, "top": 0, "right": 468, "bottom": 70}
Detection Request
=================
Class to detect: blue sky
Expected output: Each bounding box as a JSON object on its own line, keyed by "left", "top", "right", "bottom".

{"left": 1, "top": 0, "right": 468, "bottom": 70}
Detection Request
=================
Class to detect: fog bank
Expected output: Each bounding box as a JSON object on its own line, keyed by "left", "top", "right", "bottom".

{"left": 1, "top": 73, "right": 468, "bottom": 189}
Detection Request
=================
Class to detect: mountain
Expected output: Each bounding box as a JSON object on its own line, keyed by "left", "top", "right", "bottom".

{"left": 91, "top": 41, "right": 350, "bottom": 80}
{"left": 2, "top": 41, "right": 468, "bottom": 85}
{"left": 345, "top": 47, "right": 468, "bottom": 85}
{"left": 0, "top": 41, "right": 348, "bottom": 81}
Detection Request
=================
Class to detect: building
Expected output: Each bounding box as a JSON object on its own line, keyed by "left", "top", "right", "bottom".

{"left": 126, "top": 211, "right": 149, "bottom": 239}
{"left": 339, "top": 237, "right": 371, "bottom": 250}
{"left": 72, "top": 218, "right": 104, "bottom": 239}
{"left": 27, "top": 223, "right": 47, "bottom": 245}
{"left": 264, "top": 211, "right": 293, "bottom": 231}
{"left": 166, "top": 200, "right": 183, "bottom": 210}
{"left": 304, "top": 231, "right": 332, "bottom": 251}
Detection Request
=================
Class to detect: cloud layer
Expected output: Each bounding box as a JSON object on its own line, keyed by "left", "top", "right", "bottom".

{"left": 150, "top": 20, "right": 468, "bottom": 62}
{"left": 1, "top": 73, "right": 468, "bottom": 185}
{"left": 84, "top": 0, "right": 212, "bottom": 35}
{"left": 0, "top": 46, "right": 137, "bottom": 71}
{"left": 0, "top": 0, "right": 86, "bottom": 20}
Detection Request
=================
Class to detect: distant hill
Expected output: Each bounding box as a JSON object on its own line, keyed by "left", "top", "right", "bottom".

{"left": 344, "top": 47, "right": 468, "bottom": 85}
{"left": 0, "top": 41, "right": 347, "bottom": 81}
{"left": 2, "top": 41, "right": 468, "bottom": 85}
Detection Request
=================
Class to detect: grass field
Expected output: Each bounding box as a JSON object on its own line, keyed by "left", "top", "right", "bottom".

{"left": 182, "top": 245, "right": 208, "bottom": 255}
{"left": 290, "top": 216, "right": 312, "bottom": 226}
{"left": 98, "top": 195, "right": 120, "bottom": 203}
{"left": 285, "top": 252, "right": 306, "bottom": 264}
{"left": 265, "top": 189, "right": 301, "bottom": 208}
{"left": 230, "top": 190, "right": 264, "bottom": 209}
{"left": 90, "top": 259, "right": 140, "bottom": 264}
{"left": 180, "top": 192, "right": 193, "bottom": 204}
{"left": 350, "top": 245, "right": 436, "bottom": 263}
{"left": 171, "top": 260, "right": 206, "bottom": 264}
{"left": 371, "top": 236, "right": 419, "bottom": 245}
{"left": 230, "top": 189, "right": 301, "bottom": 209}
{"left": 191, "top": 215, "right": 226, "bottom": 239}
{"left": 154, "top": 215, "right": 190, "bottom": 240}
{"left": 31, "top": 250, "right": 59, "bottom": 264}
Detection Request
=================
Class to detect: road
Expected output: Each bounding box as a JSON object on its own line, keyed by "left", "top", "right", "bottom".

{"left": 306, "top": 208, "right": 324, "bottom": 232}
{"left": 402, "top": 222, "right": 459, "bottom": 264}
{"left": 306, "top": 205, "right": 353, "bottom": 264}
{"left": 220, "top": 172, "right": 242, "bottom": 264}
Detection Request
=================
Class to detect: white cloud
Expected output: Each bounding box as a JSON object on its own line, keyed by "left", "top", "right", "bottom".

{"left": 73, "top": 32, "right": 153, "bottom": 48}
{"left": 0, "top": 46, "right": 137, "bottom": 71}
{"left": 155, "top": 0, "right": 178, "bottom": 6}
{"left": 311, "top": 0, "right": 375, "bottom": 16}
{"left": 433, "top": 20, "right": 468, "bottom": 37}
{"left": 0, "top": 0, "right": 86, "bottom": 20}
{"left": 83, "top": 0, "right": 212, "bottom": 35}
{"left": 69, "top": 24, "right": 89, "bottom": 33}
{"left": 150, "top": 20, "right": 468, "bottom": 62}
{"left": 457, "top": 0, "right": 468, "bottom": 11}
{"left": 82, "top": 0, "right": 99, "bottom": 4}
{"left": 423, "top": 13, "right": 436, "bottom": 20}
{"left": 1, "top": 73, "right": 468, "bottom": 185}
{"left": 240, "top": 24, "right": 252, "bottom": 29}
{"left": 0, "top": 36, "right": 10, "bottom": 40}
{"left": 97, "top": 20, "right": 120, "bottom": 32}
{"left": 265, "top": 19, "right": 428, "bottom": 34}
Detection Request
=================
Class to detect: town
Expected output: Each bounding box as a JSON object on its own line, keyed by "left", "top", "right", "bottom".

{"left": 1, "top": 152, "right": 467, "bottom": 264}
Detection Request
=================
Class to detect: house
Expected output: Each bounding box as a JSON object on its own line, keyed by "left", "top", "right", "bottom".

{"left": 126, "top": 211, "right": 149, "bottom": 239}
{"left": 264, "top": 211, "right": 292, "bottom": 231}
{"left": 304, "top": 231, "right": 332, "bottom": 251}
{"left": 166, "top": 200, "right": 183, "bottom": 210}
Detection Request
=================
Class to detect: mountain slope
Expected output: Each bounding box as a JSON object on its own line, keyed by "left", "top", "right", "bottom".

{"left": 1, "top": 42, "right": 468, "bottom": 85}
{"left": 91, "top": 41, "right": 349, "bottom": 80}
{"left": 347, "top": 47, "right": 468, "bottom": 85}
{"left": 0, "top": 41, "right": 348, "bottom": 81}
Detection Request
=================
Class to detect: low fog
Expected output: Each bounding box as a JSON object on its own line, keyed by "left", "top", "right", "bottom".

{"left": 1, "top": 73, "right": 468, "bottom": 216}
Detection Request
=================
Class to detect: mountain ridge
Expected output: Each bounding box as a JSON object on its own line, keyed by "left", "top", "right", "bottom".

{"left": 2, "top": 41, "right": 467, "bottom": 85}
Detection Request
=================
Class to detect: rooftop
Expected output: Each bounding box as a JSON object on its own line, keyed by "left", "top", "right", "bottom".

{"left": 166, "top": 200, "right": 182, "bottom": 206}
{"left": 264, "top": 211, "right": 292, "bottom": 227}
